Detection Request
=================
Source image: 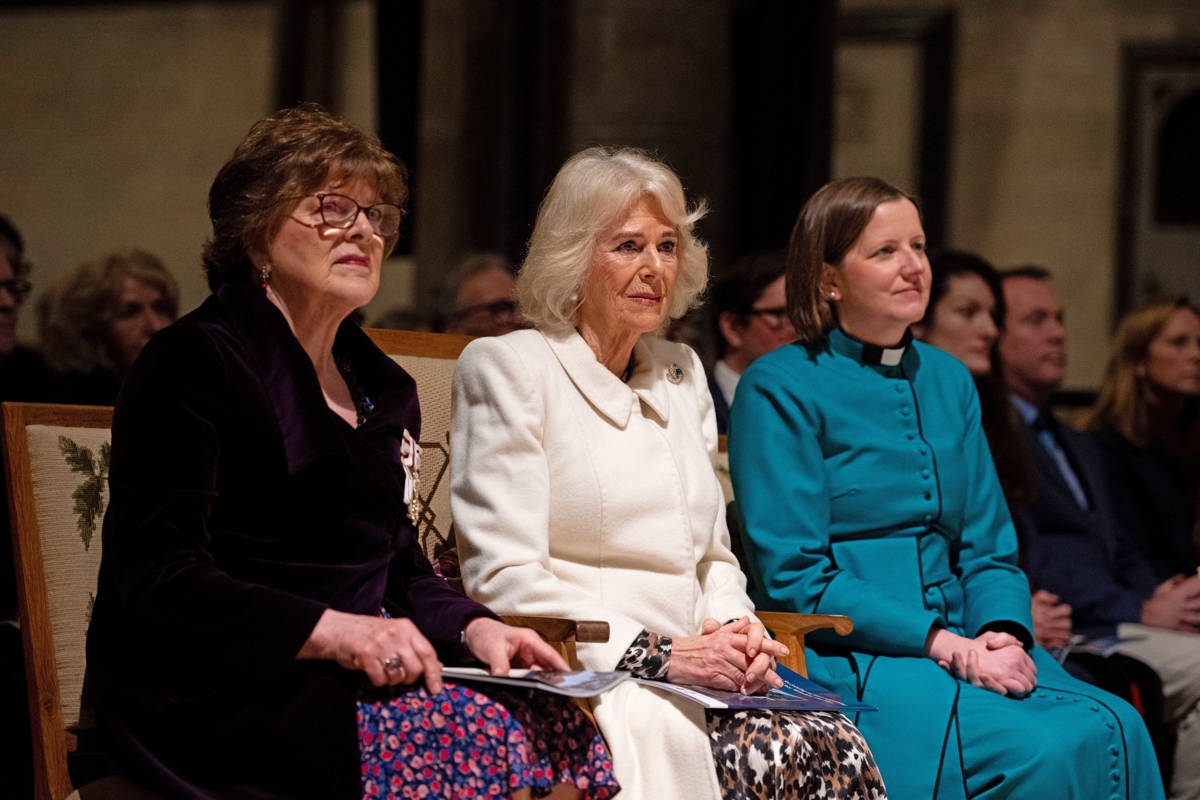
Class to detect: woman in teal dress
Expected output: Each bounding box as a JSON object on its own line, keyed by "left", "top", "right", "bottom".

{"left": 727, "top": 176, "right": 1164, "bottom": 800}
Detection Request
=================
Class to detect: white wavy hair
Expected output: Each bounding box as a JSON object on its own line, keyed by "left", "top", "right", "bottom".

{"left": 516, "top": 146, "right": 710, "bottom": 333}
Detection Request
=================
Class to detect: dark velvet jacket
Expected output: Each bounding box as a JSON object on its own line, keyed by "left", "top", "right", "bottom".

{"left": 86, "top": 284, "right": 494, "bottom": 799}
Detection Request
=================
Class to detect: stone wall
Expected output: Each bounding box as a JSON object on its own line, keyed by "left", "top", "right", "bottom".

{"left": 4, "top": 0, "right": 1199, "bottom": 388}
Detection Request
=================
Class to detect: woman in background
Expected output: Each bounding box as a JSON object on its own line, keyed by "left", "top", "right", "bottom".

{"left": 729, "top": 176, "right": 1164, "bottom": 798}
{"left": 42, "top": 248, "right": 178, "bottom": 404}
{"left": 1081, "top": 298, "right": 1200, "bottom": 583}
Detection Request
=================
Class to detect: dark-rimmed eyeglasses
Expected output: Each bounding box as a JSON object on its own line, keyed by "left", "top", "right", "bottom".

{"left": 453, "top": 299, "right": 520, "bottom": 320}
{"left": 744, "top": 306, "right": 792, "bottom": 330}
{"left": 0, "top": 278, "right": 32, "bottom": 304}
{"left": 289, "top": 193, "right": 403, "bottom": 238}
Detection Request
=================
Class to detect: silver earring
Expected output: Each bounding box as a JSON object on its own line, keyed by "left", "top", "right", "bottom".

{"left": 259, "top": 266, "right": 271, "bottom": 289}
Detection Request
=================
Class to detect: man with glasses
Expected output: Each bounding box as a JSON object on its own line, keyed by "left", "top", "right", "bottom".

{"left": 0, "top": 214, "right": 56, "bottom": 403}
{"left": 432, "top": 252, "right": 527, "bottom": 337}
{"left": 707, "top": 250, "right": 796, "bottom": 433}
{"left": 0, "top": 212, "right": 52, "bottom": 800}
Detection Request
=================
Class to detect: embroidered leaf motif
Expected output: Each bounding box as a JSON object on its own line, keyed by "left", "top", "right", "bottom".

{"left": 58, "top": 436, "right": 110, "bottom": 550}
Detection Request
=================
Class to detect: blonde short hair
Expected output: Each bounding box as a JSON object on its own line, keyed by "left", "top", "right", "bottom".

{"left": 42, "top": 248, "right": 179, "bottom": 373}
{"left": 517, "top": 146, "right": 709, "bottom": 333}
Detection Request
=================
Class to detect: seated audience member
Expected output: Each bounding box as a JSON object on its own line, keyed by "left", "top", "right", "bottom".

{"left": 431, "top": 251, "right": 526, "bottom": 336}
{"left": 916, "top": 249, "right": 1173, "bottom": 780}
{"left": 41, "top": 248, "right": 178, "bottom": 405}
{"left": 707, "top": 249, "right": 795, "bottom": 433}
{"left": 453, "top": 146, "right": 886, "bottom": 800}
{"left": 729, "top": 177, "right": 1164, "bottom": 799}
{"left": 0, "top": 212, "right": 47, "bottom": 800}
{"left": 1080, "top": 297, "right": 1200, "bottom": 581}
{"left": 0, "top": 214, "right": 56, "bottom": 402}
{"left": 999, "top": 266, "right": 1200, "bottom": 800}
{"left": 86, "top": 104, "right": 617, "bottom": 799}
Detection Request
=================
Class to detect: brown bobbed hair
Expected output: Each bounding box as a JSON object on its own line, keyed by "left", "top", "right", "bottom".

{"left": 1082, "top": 297, "right": 1200, "bottom": 446}
{"left": 202, "top": 103, "right": 408, "bottom": 291}
{"left": 786, "top": 176, "right": 920, "bottom": 344}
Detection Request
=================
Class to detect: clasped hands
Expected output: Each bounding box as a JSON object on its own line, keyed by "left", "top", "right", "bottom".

{"left": 667, "top": 616, "right": 788, "bottom": 694}
{"left": 926, "top": 627, "right": 1037, "bottom": 697}
{"left": 299, "top": 609, "right": 569, "bottom": 693}
{"left": 1141, "top": 573, "right": 1200, "bottom": 633}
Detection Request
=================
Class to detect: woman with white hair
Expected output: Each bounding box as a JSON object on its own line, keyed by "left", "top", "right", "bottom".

{"left": 452, "top": 146, "right": 885, "bottom": 799}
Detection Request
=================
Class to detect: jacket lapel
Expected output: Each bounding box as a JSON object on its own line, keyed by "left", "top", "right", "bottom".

{"left": 542, "top": 329, "right": 672, "bottom": 428}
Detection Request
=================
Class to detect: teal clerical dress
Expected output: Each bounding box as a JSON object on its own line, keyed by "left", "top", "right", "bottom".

{"left": 729, "top": 328, "right": 1163, "bottom": 800}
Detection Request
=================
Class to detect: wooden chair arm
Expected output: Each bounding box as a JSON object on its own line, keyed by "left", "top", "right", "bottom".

{"left": 499, "top": 614, "right": 611, "bottom": 667}
{"left": 755, "top": 612, "right": 853, "bottom": 677}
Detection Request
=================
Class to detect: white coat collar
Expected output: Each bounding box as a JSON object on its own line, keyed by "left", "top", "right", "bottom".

{"left": 542, "top": 328, "right": 673, "bottom": 428}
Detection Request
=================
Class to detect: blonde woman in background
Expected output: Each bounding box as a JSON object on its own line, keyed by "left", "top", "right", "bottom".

{"left": 1082, "top": 297, "right": 1200, "bottom": 591}
{"left": 42, "top": 248, "right": 178, "bottom": 404}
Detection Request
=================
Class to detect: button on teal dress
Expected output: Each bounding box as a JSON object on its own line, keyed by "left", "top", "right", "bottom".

{"left": 728, "top": 329, "right": 1163, "bottom": 800}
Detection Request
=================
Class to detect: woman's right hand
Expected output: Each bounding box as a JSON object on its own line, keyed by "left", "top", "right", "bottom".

{"left": 298, "top": 609, "right": 444, "bottom": 693}
{"left": 667, "top": 616, "right": 788, "bottom": 693}
{"left": 925, "top": 628, "right": 1036, "bottom": 697}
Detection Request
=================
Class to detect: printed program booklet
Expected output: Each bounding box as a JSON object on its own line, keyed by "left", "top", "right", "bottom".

{"left": 442, "top": 665, "right": 875, "bottom": 712}
{"left": 636, "top": 665, "right": 876, "bottom": 712}
{"left": 441, "top": 667, "right": 629, "bottom": 697}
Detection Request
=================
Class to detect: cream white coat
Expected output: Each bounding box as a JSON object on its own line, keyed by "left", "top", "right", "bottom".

{"left": 452, "top": 328, "right": 756, "bottom": 800}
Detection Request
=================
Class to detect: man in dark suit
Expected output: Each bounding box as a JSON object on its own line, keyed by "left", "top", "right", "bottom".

{"left": 1000, "top": 265, "right": 1200, "bottom": 799}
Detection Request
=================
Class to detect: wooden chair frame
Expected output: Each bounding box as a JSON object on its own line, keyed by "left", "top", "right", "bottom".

{"left": 3, "top": 402, "right": 113, "bottom": 800}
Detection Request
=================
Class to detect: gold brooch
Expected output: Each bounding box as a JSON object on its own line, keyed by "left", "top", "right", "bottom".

{"left": 666, "top": 364, "right": 684, "bottom": 384}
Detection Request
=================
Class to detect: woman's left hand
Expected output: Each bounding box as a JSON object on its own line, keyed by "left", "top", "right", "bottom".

{"left": 943, "top": 631, "right": 1037, "bottom": 697}
{"left": 462, "top": 617, "right": 570, "bottom": 676}
{"left": 685, "top": 616, "right": 787, "bottom": 694}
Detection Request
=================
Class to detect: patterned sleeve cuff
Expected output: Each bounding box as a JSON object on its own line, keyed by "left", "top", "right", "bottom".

{"left": 616, "top": 628, "right": 673, "bottom": 680}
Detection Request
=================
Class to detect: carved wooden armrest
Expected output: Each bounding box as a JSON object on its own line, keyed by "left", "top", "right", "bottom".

{"left": 755, "top": 611, "right": 853, "bottom": 677}
{"left": 499, "top": 614, "right": 611, "bottom": 666}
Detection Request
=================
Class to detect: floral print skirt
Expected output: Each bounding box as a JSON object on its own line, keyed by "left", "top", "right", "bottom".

{"left": 359, "top": 682, "right": 620, "bottom": 799}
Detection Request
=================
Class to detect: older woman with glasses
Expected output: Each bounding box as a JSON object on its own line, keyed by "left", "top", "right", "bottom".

{"left": 452, "top": 146, "right": 884, "bottom": 800}
{"left": 85, "top": 104, "right": 617, "bottom": 800}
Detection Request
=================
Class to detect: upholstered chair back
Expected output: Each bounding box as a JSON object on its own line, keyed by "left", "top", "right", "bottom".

{"left": 364, "top": 328, "right": 473, "bottom": 584}
{"left": 3, "top": 403, "right": 114, "bottom": 800}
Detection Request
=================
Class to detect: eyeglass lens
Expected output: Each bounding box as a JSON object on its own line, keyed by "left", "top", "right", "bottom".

{"left": 457, "top": 299, "right": 519, "bottom": 319}
{"left": 747, "top": 307, "right": 791, "bottom": 329}
{"left": 316, "top": 194, "right": 402, "bottom": 237}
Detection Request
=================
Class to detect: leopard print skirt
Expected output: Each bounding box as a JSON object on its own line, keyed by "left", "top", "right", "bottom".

{"left": 708, "top": 709, "right": 887, "bottom": 799}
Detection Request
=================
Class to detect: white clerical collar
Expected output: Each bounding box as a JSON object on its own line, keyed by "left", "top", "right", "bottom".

{"left": 831, "top": 327, "right": 911, "bottom": 366}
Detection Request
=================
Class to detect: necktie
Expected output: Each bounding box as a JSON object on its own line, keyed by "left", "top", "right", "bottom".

{"left": 1033, "top": 412, "right": 1090, "bottom": 511}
